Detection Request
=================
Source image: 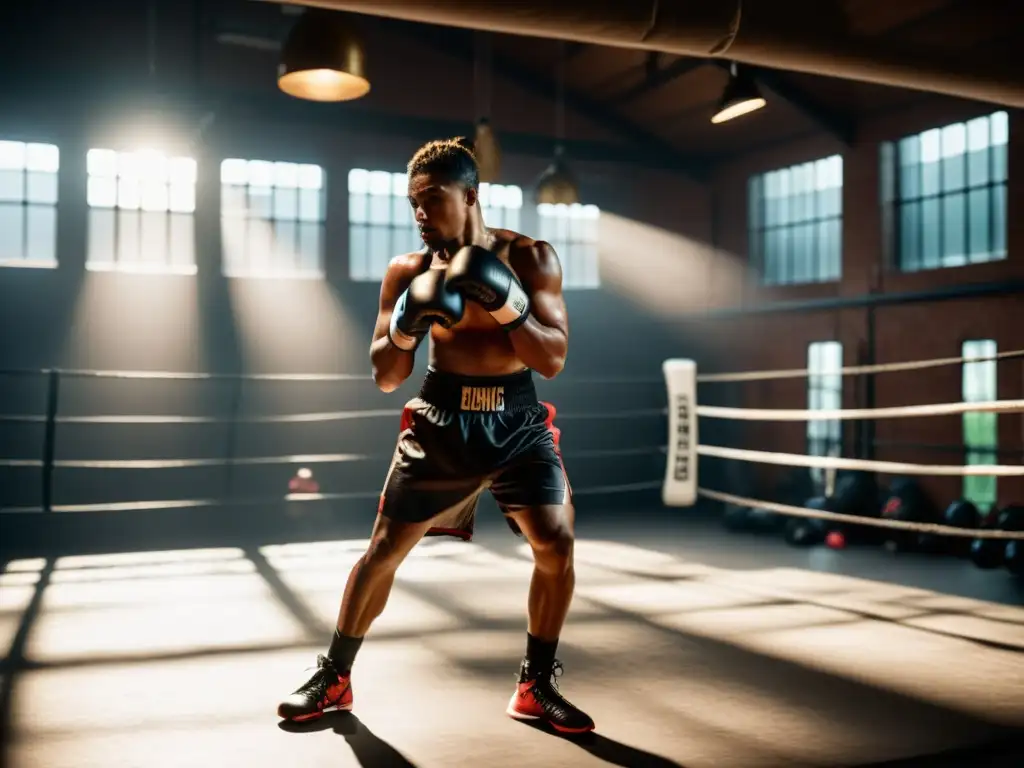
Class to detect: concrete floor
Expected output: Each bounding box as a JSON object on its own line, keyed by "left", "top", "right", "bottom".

{"left": 2, "top": 518, "right": 1023, "bottom": 768}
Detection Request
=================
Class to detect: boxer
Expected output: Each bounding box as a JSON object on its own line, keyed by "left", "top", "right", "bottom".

{"left": 277, "top": 138, "right": 593, "bottom": 734}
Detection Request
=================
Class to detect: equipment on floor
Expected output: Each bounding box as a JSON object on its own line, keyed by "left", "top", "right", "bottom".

{"left": 1005, "top": 540, "right": 1024, "bottom": 576}
{"left": 831, "top": 471, "right": 883, "bottom": 544}
{"left": 996, "top": 505, "right": 1024, "bottom": 575}
{"left": 880, "top": 478, "right": 938, "bottom": 553}
{"left": 722, "top": 503, "right": 752, "bottom": 531}
{"left": 970, "top": 508, "right": 1006, "bottom": 569}
{"left": 942, "top": 500, "right": 980, "bottom": 557}
{"left": 784, "top": 496, "right": 829, "bottom": 547}
{"left": 825, "top": 530, "right": 846, "bottom": 549}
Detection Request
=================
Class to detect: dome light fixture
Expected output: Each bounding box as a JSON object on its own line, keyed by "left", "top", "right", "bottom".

{"left": 535, "top": 145, "right": 580, "bottom": 205}
{"left": 711, "top": 62, "right": 766, "bottom": 124}
{"left": 277, "top": 10, "right": 370, "bottom": 103}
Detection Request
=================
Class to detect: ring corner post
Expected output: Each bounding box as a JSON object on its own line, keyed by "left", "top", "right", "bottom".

{"left": 41, "top": 369, "right": 61, "bottom": 514}
{"left": 662, "top": 359, "right": 698, "bottom": 508}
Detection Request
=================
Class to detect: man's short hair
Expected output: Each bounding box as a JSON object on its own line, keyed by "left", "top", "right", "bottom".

{"left": 407, "top": 137, "right": 479, "bottom": 190}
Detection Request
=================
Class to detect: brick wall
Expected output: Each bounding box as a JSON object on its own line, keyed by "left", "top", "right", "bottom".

{"left": 706, "top": 103, "right": 1024, "bottom": 510}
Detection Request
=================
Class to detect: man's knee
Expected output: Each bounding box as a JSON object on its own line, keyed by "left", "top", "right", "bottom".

{"left": 529, "top": 523, "right": 575, "bottom": 572}
{"left": 364, "top": 535, "right": 404, "bottom": 571}
{"left": 363, "top": 516, "right": 423, "bottom": 571}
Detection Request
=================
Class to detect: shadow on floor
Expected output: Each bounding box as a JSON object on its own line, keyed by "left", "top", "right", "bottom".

{"left": 279, "top": 711, "right": 418, "bottom": 767}
{"left": 515, "top": 719, "right": 688, "bottom": 767}
{"left": 860, "top": 734, "right": 1024, "bottom": 767}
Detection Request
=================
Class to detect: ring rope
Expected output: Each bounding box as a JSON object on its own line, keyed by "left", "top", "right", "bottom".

{"left": 0, "top": 445, "right": 667, "bottom": 471}
{"left": 0, "top": 369, "right": 370, "bottom": 382}
{"left": 0, "top": 477, "right": 662, "bottom": 515}
{"left": 0, "top": 411, "right": 402, "bottom": 425}
{"left": 696, "top": 349, "right": 1024, "bottom": 384}
{"left": 0, "top": 367, "right": 659, "bottom": 385}
{"left": 698, "top": 488, "right": 1021, "bottom": 540}
{"left": 698, "top": 444, "right": 1024, "bottom": 477}
{"left": 698, "top": 399, "right": 1024, "bottom": 422}
{"left": 0, "top": 407, "right": 669, "bottom": 426}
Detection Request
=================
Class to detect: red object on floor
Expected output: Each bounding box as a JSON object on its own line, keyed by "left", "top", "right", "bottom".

{"left": 825, "top": 531, "right": 846, "bottom": 549}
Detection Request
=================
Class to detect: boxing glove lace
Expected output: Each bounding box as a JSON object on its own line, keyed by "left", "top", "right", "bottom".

{"left": 445, "top": 245, "right": 530, "bottom": 331}
{"left": 388, "top": 268, "right": 465, "bottom": 351}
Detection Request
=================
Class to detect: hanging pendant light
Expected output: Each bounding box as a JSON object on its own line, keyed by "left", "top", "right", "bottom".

{"left": 535, "top": 145, "right": 579, "bottom": 205}
{"left": 278, "top": 9, "right": 370, "bottom": 103}
{"left": 471, "top": 33, "right": 501, "bottom": 182}
{"left": 711, "top": 62, "right": 766, "bottom": 124}
{"left": 535, "top": 42, "right": 579, "bottom": 205}
{"left": 474, "top": 117, "right": 502, "bottom": 183}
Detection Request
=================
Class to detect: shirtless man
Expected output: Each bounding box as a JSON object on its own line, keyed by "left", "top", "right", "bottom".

{"left": 277, "top": 138, "right": 593, "bottom": 734}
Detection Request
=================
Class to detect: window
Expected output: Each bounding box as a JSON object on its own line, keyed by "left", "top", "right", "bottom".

{"left": 749, "top": 155, "right": 843, "bottom": 286}
{"left": 962, "top": 340, "right": 998, "bottom": 512}
{"left": 537, "top": 203, "right": 600, "bottom": 289}
{"left": 807, "top": 341, "right": 843, "bottom": 486}
{"left": 86, "top": 148, "right": 196, "bottom": 274}
{"left": 348, "top": 169, "right": 420, "bottom": 281}
{"left": 221, "top": 159, "right": 325, "bottom": 278}
{"left": 894, "top": 111, "right": 1007, "bottom": 272}
{"left": 479, "top": 183, "right": 523, "bottom": 231}
{"left": 0, "top": 140, "right": 59, "bottom": 267}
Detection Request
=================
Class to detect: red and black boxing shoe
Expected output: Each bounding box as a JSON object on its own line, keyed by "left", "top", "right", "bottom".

{"left": 277, "top": 654, "right": 353, "bottom": 722}
{"left": 506, "top": 659, "right": 595, "bottom": 734}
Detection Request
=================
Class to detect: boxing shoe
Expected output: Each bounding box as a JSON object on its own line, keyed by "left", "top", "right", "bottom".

{"left": 506, "top": 659, "right": 595, "bottom": 734}
{"left": 277, "top": 654, "right": 353, "bottom": 722}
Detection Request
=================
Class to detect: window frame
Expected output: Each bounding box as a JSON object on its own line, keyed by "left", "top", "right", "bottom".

{"left": 748, "top": 155, "right": 843, "bottom": 287}
{"left": 85, "top": 147, "right": 198, "bottom": 275}
{"left": 0, "top": 139, "right": 60, "bottom": 269}
{"left": 219, "top": 157, "right": 328, "bottom": 280}
{"left": 889, "top": 111, "right": 1008, "bottom": 273}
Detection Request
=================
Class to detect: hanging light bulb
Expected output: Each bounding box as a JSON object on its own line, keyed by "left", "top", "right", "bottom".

{"left": 535, "top": 43, "right": 579, "bottom": 205}
{"left": 711, "top": 62, "right": 766, "bottom": 124}
{"left": 278, "top": 10, "right": 370, "bottom": 103}
{"left": 535, "top": 145, "right": 579, "bottom": 205}
{"left": 469, "top": 33, "right": 501, "bottom": 183}
{"left": 473, "top": 118, "right": 502, "bottom": 183}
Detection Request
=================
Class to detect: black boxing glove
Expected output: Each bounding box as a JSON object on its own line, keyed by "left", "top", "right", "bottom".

{"left": 388, "top": 268, "right": 465, "bottom": 351}
{"left": 445, "top": 245, "right": 530, "bottom": 331}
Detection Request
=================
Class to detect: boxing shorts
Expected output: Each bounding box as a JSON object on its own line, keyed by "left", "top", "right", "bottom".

{"left": 377, "top": 367, "right": 571, "bottom": 540}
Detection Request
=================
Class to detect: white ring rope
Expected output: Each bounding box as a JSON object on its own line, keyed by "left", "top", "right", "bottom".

{"left": 698, "top": 488, "right": 1021, "bottom": 541}
{"left": 698, "top": 445, "right": 1024, "bottom": 477}
{"left": 696, "top": 349, "right": 1024, "bottom": 384}
{"left": 662, "top": 359, "right": 1024, "bottom": 532}
{"left": 698, "top": 399, "right": 1024, "bottom": 422}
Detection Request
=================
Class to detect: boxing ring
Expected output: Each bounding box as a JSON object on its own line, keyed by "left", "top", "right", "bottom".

{"left": 664, "top": 353, "right": 1024, "bottom": 545}
{"left": 2, "top": 353, "right": 1024, "bottom": 768}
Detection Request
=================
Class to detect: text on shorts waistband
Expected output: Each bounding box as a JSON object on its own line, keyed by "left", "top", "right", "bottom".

{"left": 419, "top": 367, "right": 537, "bottom": 412}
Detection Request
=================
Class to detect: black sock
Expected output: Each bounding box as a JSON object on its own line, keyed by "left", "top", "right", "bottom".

{"left": 328, "top": 629, "right": 363, "bottom": 675}
{"left": 525, "top": 633, "right": 558, "bottom": 672}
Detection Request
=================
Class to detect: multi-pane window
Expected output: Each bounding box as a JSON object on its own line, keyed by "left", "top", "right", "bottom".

{"left": 221, "top": 159, "right": 326, "bottom": 278}
{"left": 347, "top": 169, "right": 420, "bottom": 282}
{"left": 0, "top": 140, "right": 59, "bottom": 267}
{"left": 86, "top": 149, "right": 196, "bottom": 273}
{"left": 479, "top": 183, "right": 522, "bottom": 231}
{"left": 895, "top": 111, "right": 1007, "bottom": 272}
{"left": 807, "top": 341, "right": 843, "bottom": 486}
{"left": 537, "top": 203, "right": 600, "bottom": 289}
{"left": 748, "top": 155, "right": 843, "bottom": 285}
{"left": 962, "top": 340, "right": 998, "bottom": 512}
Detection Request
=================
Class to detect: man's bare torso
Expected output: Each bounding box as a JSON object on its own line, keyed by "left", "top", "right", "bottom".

{"left": 396, "top": 228, "right": 529, "bottom": 377}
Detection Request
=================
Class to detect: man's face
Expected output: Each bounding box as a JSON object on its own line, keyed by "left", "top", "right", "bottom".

{"left": 408, "top": 173, "right": 475, "bottom": 249}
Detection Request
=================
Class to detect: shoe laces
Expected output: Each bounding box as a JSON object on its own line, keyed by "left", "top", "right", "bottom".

{"left": 523, "top": 659, "right": 566, "bottom": 698}
{"left": 295, "top": 654, "right": 338, "bottom": 697}
{"left": 546, "top": 660, "right": 565, "bottom": 691}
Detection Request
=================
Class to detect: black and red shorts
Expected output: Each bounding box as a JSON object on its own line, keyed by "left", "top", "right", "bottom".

{"left": 378, "top": 367, "right": 571, "bottom": 537}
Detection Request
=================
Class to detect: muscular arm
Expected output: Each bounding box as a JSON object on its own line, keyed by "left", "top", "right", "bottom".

{"left": 369, "top": 254, "right": 423, "bottom": 392}
{"left": 507, "top": 239, "right": 569, "bottom": 379}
